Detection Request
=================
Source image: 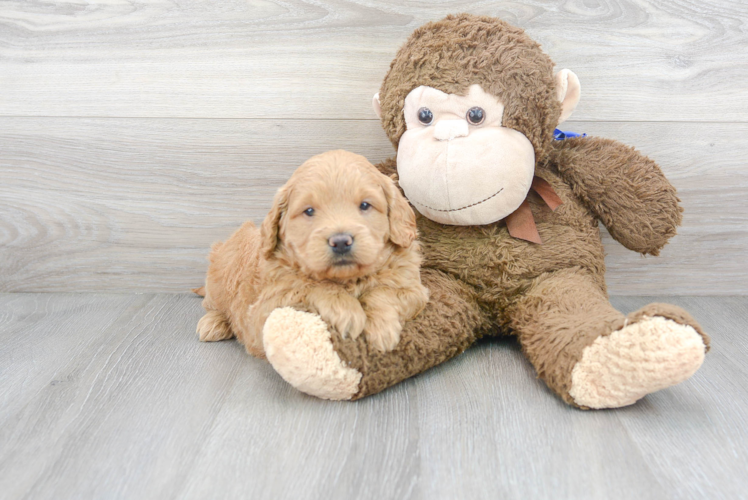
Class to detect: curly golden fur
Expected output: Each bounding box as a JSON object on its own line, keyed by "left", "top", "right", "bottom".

{"left": 197, "top": 150, "right": 429, "bottom": 356}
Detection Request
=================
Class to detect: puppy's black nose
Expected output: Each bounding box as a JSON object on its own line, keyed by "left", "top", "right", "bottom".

{"left": 328, "top": 233, "right": 354, "bottom": 255}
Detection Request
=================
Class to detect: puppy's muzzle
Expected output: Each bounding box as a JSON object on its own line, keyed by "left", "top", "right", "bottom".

{"left": 328, "top": 233, "right": 354, "bottom": 255}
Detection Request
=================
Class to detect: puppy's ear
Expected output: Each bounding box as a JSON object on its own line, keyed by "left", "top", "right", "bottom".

{"left": 381, "top": 175, "right": 417, "bottom": 248}
{"left": 260, "top": 184, "right": 290, "bottom": 259}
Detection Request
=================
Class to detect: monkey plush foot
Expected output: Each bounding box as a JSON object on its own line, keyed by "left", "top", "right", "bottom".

{"left": 569, "top": 316, "right": 707, "bottom": 409}
{"left": 263, "top": 307, "right": 362, "bottom": 400}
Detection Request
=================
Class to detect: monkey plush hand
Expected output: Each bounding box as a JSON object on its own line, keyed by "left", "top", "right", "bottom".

{"left": 261, "top": 14, "right": 710, "bottom": 408}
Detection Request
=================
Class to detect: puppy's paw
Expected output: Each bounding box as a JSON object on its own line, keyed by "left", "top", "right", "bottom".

{"left": 197, "top": 310, "right": 233, "bottom": 342}
{"left": 308, "top": 291, "right": 367, "bottom": 341}
{"left": 323, "top": 305, "right": 367, "bottom": 341}
{"left": 364, "top": 311, "right": 402, "bottom": 352}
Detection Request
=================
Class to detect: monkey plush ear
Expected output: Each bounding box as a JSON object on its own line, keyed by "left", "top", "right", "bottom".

{"left": 260, "top": 185, "right": 290, "bottom": 259}
{"left": 555, "top": 69, "right": 581, "bottom": 124}
{"left": 372, "top": 93, "right": 382, "bottom": 119}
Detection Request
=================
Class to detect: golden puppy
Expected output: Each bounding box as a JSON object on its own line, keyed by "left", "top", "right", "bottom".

{"left": 196, "top": 150, "right": 429, "bottom": 356}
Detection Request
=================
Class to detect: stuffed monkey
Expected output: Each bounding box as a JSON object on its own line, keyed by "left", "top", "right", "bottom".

{"left": 260, "top": 14, "right": 709, "bottom": 408}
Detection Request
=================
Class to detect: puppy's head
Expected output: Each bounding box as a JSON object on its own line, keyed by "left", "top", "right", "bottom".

{"left": 261, "top": 150, "right": 416, "bottom": 281}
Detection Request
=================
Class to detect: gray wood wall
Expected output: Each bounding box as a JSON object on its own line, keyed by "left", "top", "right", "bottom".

{"left": 1, "top": 1, "right": 746, "bottom": 294}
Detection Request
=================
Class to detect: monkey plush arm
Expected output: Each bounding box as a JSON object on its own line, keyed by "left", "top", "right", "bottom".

{"left": 551, "top": 136, "right": 682, "bottom": 255}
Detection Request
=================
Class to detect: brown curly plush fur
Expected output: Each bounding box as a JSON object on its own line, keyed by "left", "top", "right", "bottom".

{"left": 378, "top": 14, "right": 560, "bottom": 158}
{"left": 317, "top": 14, "right": 709, "bottom": 405}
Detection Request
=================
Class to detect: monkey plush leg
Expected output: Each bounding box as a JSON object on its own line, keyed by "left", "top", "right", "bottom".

{"left": 508, "top": 268, "right": 709, "bottom": 409}
{"left": 262, "top": 307, "right": 363, "bottom": 400}
{"left": 263, "top": 268, "right": 487, "bottom": 400}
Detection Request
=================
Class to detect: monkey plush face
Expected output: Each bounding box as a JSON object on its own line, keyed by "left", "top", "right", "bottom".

{"left": 395, "top": 84, "right": 535, "bottom": 225}
{"left": 373, "top": 14, "right": 581, "bottom": 227}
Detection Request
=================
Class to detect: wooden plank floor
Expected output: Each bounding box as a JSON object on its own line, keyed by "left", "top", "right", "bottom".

{"left": 1, "top": 294, "right": 745, "bottom": 500}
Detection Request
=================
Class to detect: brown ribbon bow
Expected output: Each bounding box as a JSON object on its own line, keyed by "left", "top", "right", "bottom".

{"left": 504, "top": 176, "right": 563, "bottom": 244}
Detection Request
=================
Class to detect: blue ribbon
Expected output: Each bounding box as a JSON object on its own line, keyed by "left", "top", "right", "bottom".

{"left": 554, "top": 128, "right": 586, "bottom": 141}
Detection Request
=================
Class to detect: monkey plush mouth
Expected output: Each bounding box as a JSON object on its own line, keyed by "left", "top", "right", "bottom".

{"left": 410, "top": 187, "right": 504, "bottom": 213}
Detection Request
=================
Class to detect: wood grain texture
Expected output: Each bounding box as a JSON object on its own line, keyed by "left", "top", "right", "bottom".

{"left": 0, "top": 293, "right": 745, "bottom": 499}
{"left": 1, "top": 118, "right": 746, "bottom": 294}
{"left": 0, "top": 0, "right": 747, "bottom": 121}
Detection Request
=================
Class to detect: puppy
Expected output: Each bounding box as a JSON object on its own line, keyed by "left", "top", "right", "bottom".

{"left": 196, "top": 150, "right": 429, "bottom": 356}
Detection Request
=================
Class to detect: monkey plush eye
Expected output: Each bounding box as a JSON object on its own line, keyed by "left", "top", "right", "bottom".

{"left": 303, "top": 208, "right": 315, "bottom": 217}
{"left": 359, "top": 201, "right": 371, "bottom": 211}
{"left": 467, "top": 107, "right": 485, "bottom": 125}
{"left": 417, "top": 107, "right": 433, "bottom": 125}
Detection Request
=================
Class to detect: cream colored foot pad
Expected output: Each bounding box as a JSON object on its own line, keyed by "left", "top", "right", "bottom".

{"left": 569, "top": 316, "right": 706, "bottom": 409}
{"left": 263, "top": 307, "right": 361, "bottom": 401}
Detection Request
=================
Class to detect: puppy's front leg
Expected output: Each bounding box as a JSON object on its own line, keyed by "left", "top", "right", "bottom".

{"left": 361, "top": 285, "right": 429, "bottom": 352}
{"left": 306, "top": 287, "right": 367, "bottom": 341}
{"left": 363, "top": 306, "right": 401, "bottom": 352}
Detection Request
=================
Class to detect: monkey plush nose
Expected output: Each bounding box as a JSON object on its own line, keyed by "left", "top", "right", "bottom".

{"left": 328, "top": 233, "right": 354, "bottom": 254}
{"left": 433, "top": 119, "right": 469, "bottom": 141}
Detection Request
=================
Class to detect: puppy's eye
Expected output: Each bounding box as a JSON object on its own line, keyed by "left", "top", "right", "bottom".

{"left": 303, "top": 208, "right": 315, "bottom": 217}
{"left": 417, "top": 107, "right": 433, "bottom": 125}
{"left": 359, "top": 202, "right": 371, "bottom": 211}
{"left": 467, "top": 107, "right": 485, "bottom": 125}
